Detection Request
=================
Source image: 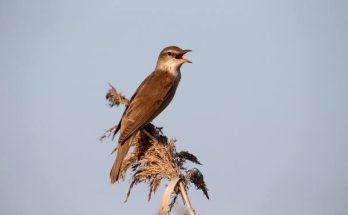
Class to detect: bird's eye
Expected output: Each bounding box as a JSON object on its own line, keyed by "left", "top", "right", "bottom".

{"left": 167, "top": 52, "right": 172, "bottom": 56}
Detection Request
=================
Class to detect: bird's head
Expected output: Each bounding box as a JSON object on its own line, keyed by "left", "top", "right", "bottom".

{"left": 155, "top": 46, "right": 191, "bottom": 72}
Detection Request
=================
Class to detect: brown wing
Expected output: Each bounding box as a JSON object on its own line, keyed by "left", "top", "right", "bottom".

{"left": 118, "top": 70, "right": 180, "bottom": 144}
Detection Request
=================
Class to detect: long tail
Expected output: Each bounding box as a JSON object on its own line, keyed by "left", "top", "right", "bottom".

{"left": 110, "top": 135, "right": 134, "bottom": 184}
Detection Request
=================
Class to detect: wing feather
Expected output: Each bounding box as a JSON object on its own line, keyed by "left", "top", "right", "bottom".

{"left": 118, "top": 71, "right": 179, "bottom": 144}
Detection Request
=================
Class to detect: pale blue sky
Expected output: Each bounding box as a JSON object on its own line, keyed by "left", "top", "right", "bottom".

{"left": 1, "top": 0, "right": 347, "bottom": 214}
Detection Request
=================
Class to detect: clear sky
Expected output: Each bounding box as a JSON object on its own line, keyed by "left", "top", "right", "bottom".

{"left": 1, "top": 0, "right": 347, "bottom": 214}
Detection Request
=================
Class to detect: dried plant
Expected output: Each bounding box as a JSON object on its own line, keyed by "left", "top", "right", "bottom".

{"left": 101, "top": 84, "right": 209, "bottom": 215}
{"left": 105, "top": 84, "right": 129, "bottom": 107}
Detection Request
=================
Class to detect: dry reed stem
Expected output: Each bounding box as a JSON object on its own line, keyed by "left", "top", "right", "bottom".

{"left": 179, "top": 181, "right": 195, "bottom": 215}
{"left": 102, "top": 84, "right": 209, "bottom": 214}
{"left": 158, "top": 177, "right": 180, "bottom": 215}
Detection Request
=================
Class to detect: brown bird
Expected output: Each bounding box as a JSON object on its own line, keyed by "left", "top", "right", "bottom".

{"left": 110, "top": 46, "right": 192, "bottom": 183}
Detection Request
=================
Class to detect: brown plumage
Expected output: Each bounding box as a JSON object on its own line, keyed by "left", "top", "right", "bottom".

{"left": 110, "top": 46, "right": 192, "bottom": 183}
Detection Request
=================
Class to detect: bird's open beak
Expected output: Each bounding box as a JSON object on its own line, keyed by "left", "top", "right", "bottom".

{"left": 176, "top": 49, "right": 192, "bottom": 63}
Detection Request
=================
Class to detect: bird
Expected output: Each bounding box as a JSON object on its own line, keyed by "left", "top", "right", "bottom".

{"left": 110, "top": 46, "right": 192, "bottom": 184}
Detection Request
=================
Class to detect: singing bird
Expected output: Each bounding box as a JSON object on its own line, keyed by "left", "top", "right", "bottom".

{"left": 110, "top": 46, "right": 192, "bottom": 183}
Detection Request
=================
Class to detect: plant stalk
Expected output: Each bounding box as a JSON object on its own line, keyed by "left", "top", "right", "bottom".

{"left": 179, "top": 181, "right": 195, "bottom": 215}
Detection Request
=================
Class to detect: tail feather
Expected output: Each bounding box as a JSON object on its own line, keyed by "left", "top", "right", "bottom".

{"left": 110, "top": 135, "right": 133, "bottom": 184}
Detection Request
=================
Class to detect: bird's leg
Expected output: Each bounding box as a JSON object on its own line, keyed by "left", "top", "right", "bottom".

{"left": 142, "top": 129, "right": 159, "bottom": 144}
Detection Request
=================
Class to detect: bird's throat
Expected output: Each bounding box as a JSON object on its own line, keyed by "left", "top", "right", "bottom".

{"left": 157, "top": 61, "right": 182, "bottom": 77}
